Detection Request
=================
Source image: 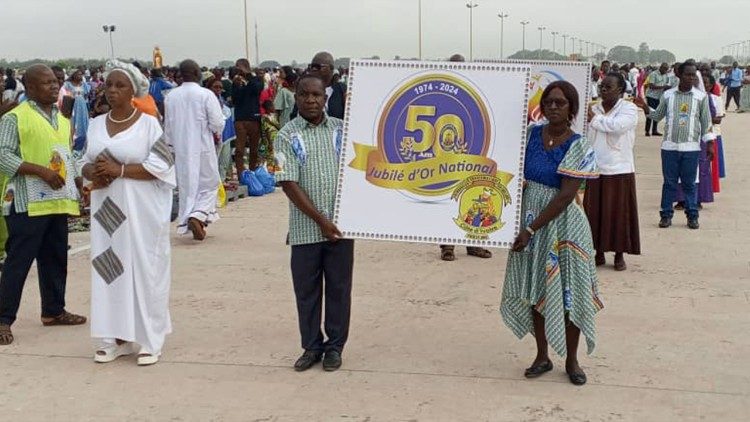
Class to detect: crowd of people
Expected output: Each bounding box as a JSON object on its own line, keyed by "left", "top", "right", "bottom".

{"left": 0, "top": 51, "right": 746, "bottom": 385}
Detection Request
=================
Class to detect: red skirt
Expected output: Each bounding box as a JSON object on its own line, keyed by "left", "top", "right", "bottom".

{"left": 583, "top": 173, "right": 641, "bottom": 255}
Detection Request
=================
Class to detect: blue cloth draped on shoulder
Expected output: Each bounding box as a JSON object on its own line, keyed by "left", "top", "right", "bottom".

{"left": 64, "top": 81, "right": 91, "bottom": 152}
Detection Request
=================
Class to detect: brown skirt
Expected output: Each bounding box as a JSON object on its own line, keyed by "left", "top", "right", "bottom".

{"left": 583, "top": 173, "right": 641, "bottom": 255}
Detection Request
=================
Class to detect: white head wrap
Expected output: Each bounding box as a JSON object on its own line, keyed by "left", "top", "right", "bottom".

{"left": 104, "top": 59, "right": 150, "bottom": 98}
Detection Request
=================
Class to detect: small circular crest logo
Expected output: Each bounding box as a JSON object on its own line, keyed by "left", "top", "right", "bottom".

{"left": 451, "top": 175, "right": 511, "bottom": 239}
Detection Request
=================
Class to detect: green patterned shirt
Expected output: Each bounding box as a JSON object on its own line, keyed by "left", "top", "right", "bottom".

{"left": 646, "top": 71, "right": 670, "bottom": 99}
{"left": 0, "top": 101, "right": 63, "bottom": 215}
{"left": 647, "top": 87, "right": 711, "bottom": 152}
{"left": 274, "top": 114, "right": 343, "bottom": 246}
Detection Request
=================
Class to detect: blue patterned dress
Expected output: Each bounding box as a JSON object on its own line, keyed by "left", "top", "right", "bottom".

{"left": 500, "top": 124, "right": 603, "bottom": 357}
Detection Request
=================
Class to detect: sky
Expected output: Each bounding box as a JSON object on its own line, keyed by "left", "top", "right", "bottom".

{"left": 3, "top": 0, "right": 749, "bottom": 66}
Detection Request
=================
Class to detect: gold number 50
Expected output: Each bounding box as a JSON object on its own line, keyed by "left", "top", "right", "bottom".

{"left": 403, "top": 105, "right": 464, "bottom": 156}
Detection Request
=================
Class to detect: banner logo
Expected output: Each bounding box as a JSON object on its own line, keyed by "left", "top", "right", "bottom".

{"left": 349, "top": 73, "right": 513, "bottom": 197}
{"left": 527, "top": 70, "right": 565, "bottom": 123}
{"left": 451, "top": 175, "right": 511, "bottom": 239}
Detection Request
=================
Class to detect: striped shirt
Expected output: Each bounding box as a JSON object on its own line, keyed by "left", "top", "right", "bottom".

{"left": 645, "top": 71, "right": 670, "bottom": 99}
{"left": 0, "top": 101, "right": 68, "bottom": 215}
{"left": 647, "top": 87, "right": 711, "bottom": 152}
{"left": 274, "top": 114, "right": 343, "bottom": 246}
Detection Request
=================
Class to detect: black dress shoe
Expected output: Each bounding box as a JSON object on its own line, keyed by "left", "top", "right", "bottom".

{"left": 659, "top": 218, "right": 672, "bottom": 228}
{"left": 652, "top": 131, "right": 663, "bottom": 136}
{"left": 322, "top": 350, "right": 342, "bottom": 371}
{"left": 294, "top": 350, "right": 322, "bottom": 372}
{"left": 524, "top": 360, "right": 553, "bottom": 378}
{"left": 567, "top": 369, "right": 587, "bottom": 386}
{"left": 688, "top": 219, "right": 700, "bottom": 230}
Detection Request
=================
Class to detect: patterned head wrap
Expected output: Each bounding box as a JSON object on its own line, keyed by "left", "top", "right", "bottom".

{"left": 104, "top": 59, "right": 150, "bottom": 98}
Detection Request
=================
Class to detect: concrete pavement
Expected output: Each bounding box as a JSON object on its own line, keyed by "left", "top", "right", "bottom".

{"left": 0, "top": 111, "right": 748, "bottom": 421}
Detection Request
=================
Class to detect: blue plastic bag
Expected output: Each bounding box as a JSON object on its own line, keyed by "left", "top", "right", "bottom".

{"left": 240, "top": 170, "right": 265, "bottom": 197}
{"left": 253, "top": 166, "right": 276, "bottom": 194}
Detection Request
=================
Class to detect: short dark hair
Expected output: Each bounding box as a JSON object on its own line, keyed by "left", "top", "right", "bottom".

{"left": 540, "top": 80, "right": 579, "bottom": 123}
{"left": 677, "top": 61, "right": 696, "bottom": 76}
{"left": 605, "top": 71, "right": 626, "bottom": 93}
{"left": 296, "top": 72, "right": 324, "bottom": 89}
{"left": 281, "top": 65, "right": 298, "bottom": 85}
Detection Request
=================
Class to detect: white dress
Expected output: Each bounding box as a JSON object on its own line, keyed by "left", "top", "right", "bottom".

{"left": 85, "top": 114, "right": 176, "bottom": 355}
{"left": 163, "top": 82, "right": 225, "bottom": 234}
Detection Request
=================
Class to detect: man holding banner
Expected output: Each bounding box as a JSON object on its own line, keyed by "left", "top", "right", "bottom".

{"left": 275, "top": 74, "right": 353, "bottom": 373}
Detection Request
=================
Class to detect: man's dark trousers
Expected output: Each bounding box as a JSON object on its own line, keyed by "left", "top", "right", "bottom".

{"left": 726, "top": 87, "right": 741, "bottom": 110}
{"left": 291, "top": 239, "right": 354, "bottom": 354}
{"left": 645, "top": 97, "right": 661, "bottom": 134}
{"left": 0, "top": 210, "right": 68, "bottom": 326}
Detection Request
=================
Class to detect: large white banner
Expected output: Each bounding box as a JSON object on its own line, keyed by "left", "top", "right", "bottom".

{"left": 333, "top": 60, "right": 530, "bottom": 248}
{"left": 480, "top": 59, "right": 592, "bottom": 133}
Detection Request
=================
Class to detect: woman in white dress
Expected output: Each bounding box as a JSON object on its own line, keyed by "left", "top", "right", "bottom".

{"left": 82, "top": 60, "right": 176, "bottom": 366}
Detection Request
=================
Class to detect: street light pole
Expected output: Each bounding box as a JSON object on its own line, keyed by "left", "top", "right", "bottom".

{"left": 537, "top": 26, "right": 546, "bottom": 59}
{"left": 579, "top": 38, "right": 584, "bottom": 56}
{"left": 466, "top": 2, "right": 479, "bottom": 61}
{"left": 520, "top": 21, "right": 529, "bottom": 58}
{"left": 418, "top": 0, "right": 423, "bottom": 60}
{"left": 562, "top": 34, "right": 568, "bottom": 58}
{"left": 243, "top": 0, "right": 250, "bottom": 60}
{"left": 254, "top": 18, "right": 260, "bottom": 66}
{"left": 102, "top": 25, "right": 116, "bottom": 59}
{"left": 585, "top": 41, "right": 590, "bottom": 59}
{"left": 497, "top": 12, "right": 509, "bottom": 59}
{"left": 550, "top": 31, "right": 558, "bottom": 55}
{"left": 571, "top": 36, "right": 577, "bottom": 58}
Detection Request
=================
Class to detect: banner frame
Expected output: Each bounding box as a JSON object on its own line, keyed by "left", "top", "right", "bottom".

{"left": 333, "top": 59, "right": 531, "bottom": 249}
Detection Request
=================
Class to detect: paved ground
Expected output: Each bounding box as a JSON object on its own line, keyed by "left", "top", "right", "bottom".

{"left": 0, "top": 110, "right": 748, "bottom": 421}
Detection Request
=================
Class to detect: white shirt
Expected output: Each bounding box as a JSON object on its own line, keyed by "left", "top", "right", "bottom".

{"left": 629, "top": 68, "right": 640, "bottom": 86}
{"left": 588, "top": 99, "right": 639, "bottom": 175}
{"left": 325, "top": 86, "right": 333, "bottom": 112}
{"left": 589, "top": 80, "right": 599, "bottom": 100}
{"left": 710, "top": 93, "right": 724, "bottom": 136}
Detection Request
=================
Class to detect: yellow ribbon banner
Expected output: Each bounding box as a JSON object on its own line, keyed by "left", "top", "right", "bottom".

{"left": 349, "top": 143, "right": 514, "bottom": 191}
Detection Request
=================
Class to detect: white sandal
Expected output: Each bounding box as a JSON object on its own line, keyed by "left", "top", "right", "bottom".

{"left": 137, "top": 353, "right": 160, "bottom": 366}
{"left": 94, "top": 342, "right": 135, "bottom": 363}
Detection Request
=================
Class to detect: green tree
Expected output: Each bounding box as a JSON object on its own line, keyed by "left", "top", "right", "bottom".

{"left": 637, "top": 42, "right": 650, "bottom": 64}
{"left": 648, "top": 49, "right": 676, "bottom": 65}
{"left": 258, "top": 60, "right": 281, "bottom": 69}
{"left": 333, "top": 57, "right": 350, "bottom": 68}
{"left": 507, "top": 50, "right": 567, "bottom": 61}
{"left": 719, "top": 55, "right": 734, "bottom": 65}
{"left": 607, "top": 45, "right": 638, "bottom": 64}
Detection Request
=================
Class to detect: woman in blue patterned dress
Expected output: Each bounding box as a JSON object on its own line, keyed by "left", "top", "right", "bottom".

{"left": 500, "top": 81, "right": 603, "bottom": 386}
